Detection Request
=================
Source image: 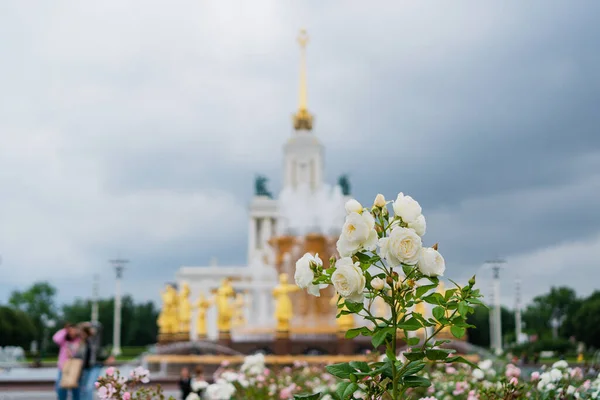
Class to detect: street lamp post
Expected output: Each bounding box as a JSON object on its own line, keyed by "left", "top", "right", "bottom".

{"left": 110, "top": 258, "right": 129, "bottom": 356}
{"left": 485, "top": 259, "right": 506, "bottom": 355}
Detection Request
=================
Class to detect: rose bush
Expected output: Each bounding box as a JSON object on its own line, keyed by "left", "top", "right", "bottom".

{"left": 294, "top": 192, "right": 484, "bottom": 399}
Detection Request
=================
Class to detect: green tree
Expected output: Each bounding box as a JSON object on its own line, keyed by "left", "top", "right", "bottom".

{"left": 9, "top": 281, "right": 58, "bottom": 341}
{"left": 571, "top": 291, "right": 600, "bottom": 348}
{"left": 62, "top": 296, "right": 159, "bottom": 347}
{"left": 522, "top": 286, "right": 577, "bottom": 339}
{"left": 0, "top": 306, "right": 37, "bottom": 348}
{"left": 467, "top": 305, "right": 515, "bottom": 348}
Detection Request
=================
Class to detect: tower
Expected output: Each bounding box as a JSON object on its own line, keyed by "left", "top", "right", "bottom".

{"left": 284, "top": 29, "right": 324, "bottom": 191}
{"left": 248, "top": 29, "right": 324, "bottom": 262}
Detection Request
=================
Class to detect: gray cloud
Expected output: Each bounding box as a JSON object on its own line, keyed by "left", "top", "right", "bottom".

{"left": 0, "top": 1, "right": 599, "bottom": 307}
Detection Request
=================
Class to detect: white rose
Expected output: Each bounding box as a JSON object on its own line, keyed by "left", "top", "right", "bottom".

{"left": 552, "top": 360, "right": 568, "bottom": 369}
{"left": 478, "top": 360, "right": 493, "bottom": 370}
{"left": 392, "top": 192, "right": 422, "bottom": 224}
{"left": 336, "top": 212, "right": 378, "bottom": 257}
{"left": 294, "top": 253, "right": 326, "bottom": 296}
{"left": 191, "top": 380, "right": 209, "bottom": 392}
{"left": 379, "top": 227, "right": 422, "bottom": 266}
{"left": 206, "top": 379, "right": 236, "bottom": 400}
{"left": 186, "top": 394, "right": 200, "bottom": 400}
{"left": 417, "top": 247, "right": 446, "bottom": 277}
{"left": 407, "top": 214, "right": 426, "bottom": 237}
{"left": 371, "top": 277, "right": 385, "bottom": 290}
{"left": 472, "top": 368, "right": 485, "bottom": 380}
{"left": 345, "top": 199, "right": 363, "bottom": 214}
{"left": 373, "top": 194, "right": 386, "bottom": 208}
{"left": 331, "top": 257, "right": 365, "bottom": 303}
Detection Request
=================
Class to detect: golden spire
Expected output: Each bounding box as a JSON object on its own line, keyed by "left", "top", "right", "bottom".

{"left": 293, "top": 29, "right": 314, "bottom": 131}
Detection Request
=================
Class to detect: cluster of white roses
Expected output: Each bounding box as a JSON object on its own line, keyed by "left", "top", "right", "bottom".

{"left": 294, "top": 192, "right": 446, "bottom": 303}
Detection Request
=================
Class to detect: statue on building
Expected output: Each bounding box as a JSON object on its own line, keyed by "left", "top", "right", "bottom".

{"left": 331, "top": 294, "right": 355, "bottom": 332}
{"left": 255, "top": 175, "right": 273, "bottom": 198}
{"left": 338, "top": 174, "right": 351, "bottom": 196}
{"left": 178, "top": 283, "right": 192, "bottom": 336}
{"left": 158, "top": 284, "right": 179, "bottom": 335}
{"left": 232, "top": 292, "right": 247, "bottom": 328}
{"left": 216, "top": 277, "right": 236, "bottom": 334}
{"left": 194, "top": 293, "right": 213, "bottom": 339}
{"left": 273, "top": 273, "right": 300, "bottom": 332}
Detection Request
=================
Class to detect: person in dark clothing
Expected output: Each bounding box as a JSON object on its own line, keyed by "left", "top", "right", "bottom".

{"left": 179, "top": 367, "right": 192, "bottom": 400}
{"left": 76, "top": 322, "right": 114, "bottom": 400}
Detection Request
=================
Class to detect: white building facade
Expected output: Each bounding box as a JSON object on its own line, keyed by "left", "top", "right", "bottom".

{"left": 175, "top": 31, "right": 348, "bottom": 340}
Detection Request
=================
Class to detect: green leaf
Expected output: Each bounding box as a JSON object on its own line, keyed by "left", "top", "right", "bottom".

{"left": 444, "top": 288, "right": 457, "bottom": 300}
{"left": 451, "top": 325, "right": 466, "bottom": 339}
{"left": 354, "top": 252, "right": 370, "bottom": 263}
{"left": 402, "top": 264, "right": 413, "bottom": 276}
{"left": 335, "top": 382, "right": 359, "bottom": 400}
{"left": 294, "top": 394, "right": 321, "bottom": 400}
{"left": 406, "top": 337, "right": 420, "bottom": 346}
{"left": 446, "top": 355, "right": 477, "bottom": 369}
{"left": 403, "top": 375, "right": 431, "bottom": 388}
{"left": 469, "top": 298, "right": 486, "bottom": 307}
{"left": 432, "top": 306, "right": 445, "bottom": 321}
{"left": 433, "top": 339, "right": 451, "bottom": 346}
{"left": 385, "top": 347, "right": 396, "bottom": 362}
{"left": 423, "top": 293, "right": 445, "bottom": 305}
{"left": 400, "top": 361, "right": 426, "bottom": 377}
{"left": 458, "top": 302, "right": 469, "bottom": 316}
{"left": 349, "top": 361, "right": 370, "bottom": 373}
{"left": 344, "top": 326, "right": 372, "bottom": 339}
{"left": 335, "top": 382, "right": 350, "bottom": 400}
{"left": 404, "top": 351, "right": 425, "bottom": 361}
{"left": 398, "top": 317, "right": 422, "bottom": 331}
{"left": 345, "top": 301, "right": 363, "bottom": 313}
{"left": 371, "top": 327, "right": 393, "bottom": 347}
{"left": 415, "top": 284, "right": 437, "bottom": 298}
{"left": 326, "top": 363, "right": 355, "bottom": 379}
{"left": 426, "top": 349, "right": 451, "bottom": 361}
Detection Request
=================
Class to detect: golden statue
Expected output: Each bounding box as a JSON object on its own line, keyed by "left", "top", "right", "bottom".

{"left": 157, "top": 310, "right": 167, "bottom": 335}
{"left": 330, "top": 294, "right": 355, "bottom": 332}
{"left": 216, "top": 277, "right": 236, "bottom": 334}
{"left": 159, "top": 284, "right": 179, "bottom": 334}
{"left": 232, "top": 292, "right": 247, "bottom": 328}
{"left": 273, "top": 273, "right": 299, "bottom": 332}
{"left": 178, "top": 283, "right": 192, "bottom": 335}
{"left": 194, "top": 292, "right": 213, "bottom": 339}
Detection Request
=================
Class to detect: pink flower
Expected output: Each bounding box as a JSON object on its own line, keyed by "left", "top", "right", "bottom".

{"left": 453, "top": 381, "right": 468, "bottom": 396}
{"left": 279, "top": 386, "right": 294, "bottom": 399}
{"left": 570, "top": 367, "right": 583, "bottom": 379}
{"left": 427, "top": 386, "right": 435, "bottom": 394}
{"left": 530, "top": 371, "right": 540, "bottom": 381}
{"left": 505, "top": 364, "right": 521, "bottom": 378}
{"left": 123, "top": 392, "right": 131, "bottom": 400}
{"left": 467, "top": 390, "right": 479, "bottom": 400}
{"left": 583, "top": 380, "right": 591, "bottom": 390}
{"left": 264, "top": 368, "right": 271, "bottom": 376}
{"left": 257, "top": 375, "right": 265, "bottom": 382}
{"left": 105, "top": 367, "right": 115, "bottom": 376}
{"left": 445, "top": 366, "right": 457, "bottom": 374}
{"left": 510, "top": 377, "right": 519, "bottom": 386}
{"left": 221, "top": 360, "right": 230, "bottom": 367}
{"left": 94, "top": 382, "right": 100, "bottom": 388}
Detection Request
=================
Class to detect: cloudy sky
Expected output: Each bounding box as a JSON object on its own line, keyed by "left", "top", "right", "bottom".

{"left": 0, "top": 1, "right": 599, "bottom": 309}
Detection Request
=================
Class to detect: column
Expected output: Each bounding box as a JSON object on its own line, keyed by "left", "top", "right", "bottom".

{"left": 113, "top": 275, "right": 122, "bottom": 356}
{"left": 262, "top": 217, "right": 273, "bottom": 250}
{"left": 248, "top": 217, "right": 257, "bottom": 262}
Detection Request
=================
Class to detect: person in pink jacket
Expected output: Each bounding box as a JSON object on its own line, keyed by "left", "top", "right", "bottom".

{"left": 52, "top": 322, "right": 81, "bottom": 400}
